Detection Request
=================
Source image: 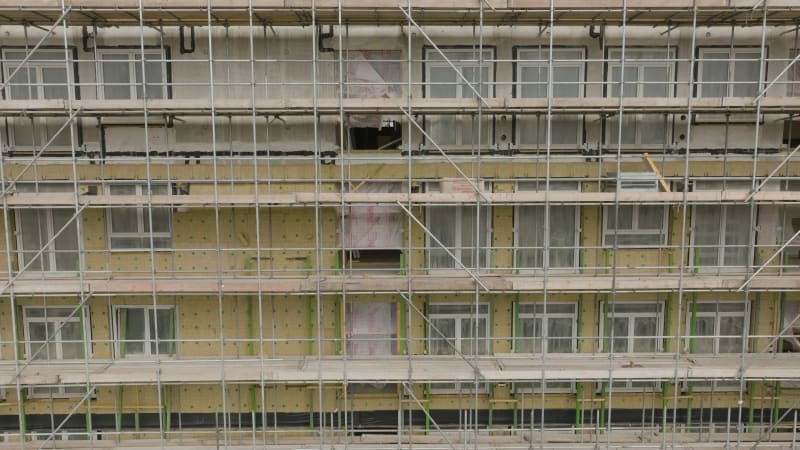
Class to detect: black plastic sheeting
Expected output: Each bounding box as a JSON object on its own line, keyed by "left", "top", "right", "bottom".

{"left": 0, "top": 408, "right": 780, "bottom": 433}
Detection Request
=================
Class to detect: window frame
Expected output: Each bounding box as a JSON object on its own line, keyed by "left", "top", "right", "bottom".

{"left": 1, "top": 46, "right": 80, "bottom": 153}
{"left": 513, "top": 301, "right": 577, "bottom": 393}
{"left": 604, "top": 47, "right": 677, "bottom": 147}
{"left": 427, "top": 303, "right": 490, "bottom": 393}
{"left": 602, "top": 204, "right": 668, "bottom": 248}
{"left": 696, "top": 46, "right": 766, "bottom": 98}
{"left": 690, "top": 180, "right": 752, "bottom": 271}
{"left": 514, "top": 302, "right": 578, "bottom": 354}
{"left": 96, "top": 47, "right": 171, "bottom": 100}
{"left": 23, "top": 306, "right": 91, "bottom": 398}
{"left": 425, "top": 181, "right": 492, "bottom": 272}
{"left": 685, "top": 300, "right": 748, "bottom": 392}
{"left": 1, "top": 47, "right": 79, "bottom": 100}
{"left": 422, "top": 46, "right": 496, "bottom": 148}
{"left": 112, "top": 305, "right": 177, "bottom": 359}
{"left": 427, "top": 303, "right": 491, "bottom": 356}
{"left": 106, "top": 183, "right": 172, "bottom": 250}
{"left": 599, "top": 301, "right": 664, "bottom": 391}
{"left": 513, "top": 46, "right": 586, "bottom": 149}
{"left": 514, "top": 181, "right": 580, "bottom": 272}
{"left": 14, "top": 183, "right": 80, "bottom": 273}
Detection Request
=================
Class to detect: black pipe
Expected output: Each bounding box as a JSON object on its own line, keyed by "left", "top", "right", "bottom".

{"left": 589, "top": 24, "right": 604, "bottom": 50}
{"left": 318, "top": 25, "right": 335, "bottom": 53}
{"left": 81, "top": 25, "right": 95, "bottom": 53}
{"left": 179, "top": 26, "right": 196, "bottom": 54}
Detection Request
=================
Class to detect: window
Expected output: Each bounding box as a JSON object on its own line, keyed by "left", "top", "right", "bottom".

{"left": 107, "top": 183, "right": 172, "bottom": 249}
{"left": 698, "top": 48, "right": 761, "bottom": 98}
{"left": 516, "top": 47, "right": 584, "bottom": 148}
{"left": 2, "top": 49, "right": 73, "bottom": 152}
{"left": 692, "top": 181, "right": 751, "bottom": 269}
{"left": 687, "top": 301, "right": 747, "bottom": 391}
{"left": 426, "top": 181, "right": 491, "bottom": 270}
{"left": 114, "top": 306, "right": 175, "bottom": 358}
{"left": 428, "top": 303, "right": 490, "bottom": 356}
{"left": 24, "top": 307, "right": 89, "bottom": 397}
{"left": 602, "top": 302, "right": 663, "bottom": 390}
{"left": 99, "top": 49, "right": 167, "bottom": 100}
{"left": 515, "top": 181, "right": 579, "bottom": 270}
{"left": 606, "top": 48, "right": 674, "bottom": 147}
{"left": 516, "top": 303, "right": 576, "bottom": 353}
{"left": 515, "top": 302, "right": 576, "bottom": 392}
{"left": 603, "top": 205, "right": 666, "bottom": 247}
{"left": 15, "top": 183, "right": 79, "bottom": 272}
{"left": 424, "top": 48, "right": 493, "bottom": 147}
{"left": 428, "top": 303, "right": 489, "bottom": 392}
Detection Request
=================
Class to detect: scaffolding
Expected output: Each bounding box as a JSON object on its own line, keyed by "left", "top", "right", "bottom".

{"left": 0, "top": 0, "right": 800, "bottom": 448}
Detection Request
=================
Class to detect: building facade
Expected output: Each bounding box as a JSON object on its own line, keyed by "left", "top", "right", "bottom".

{"left": 0, "top": 0, "right": 800, "bottom": 447}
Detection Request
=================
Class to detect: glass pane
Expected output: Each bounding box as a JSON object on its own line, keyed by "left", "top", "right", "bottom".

{"left": 632, "top": 316, "right": 658, "bottom": 352}
{"left": 152, "top": 309, "right": 175, "bottom": 355}
{"left": 550, "top": 205, "right": 576, "bottom": 268}
{"left": 549, "top": 115, "right": 581, "bottom": 145}
{"left": 111, "top": 208, "right": 139, "bottom": 233}
{"left": 611, "top": 317, "right": 629, "bottom": 352}
{"left": 733, "top": 53, "right": 760, "bottom": 97}
{"left": 429, "top": 66, "right": 456, "bottom": 98}
{"left": 701, "top": 56, "right": 729, "bottom": 97}
{"left": 638, "top": 205, "right": 664, "bottom": 230}
{"left": 548, "top": 317, "right": 573, "bottom": 353}
{"left": 134, "top": 54, "right": 165, "bottom": 99}
{"left": 429, "top": 318, "right": 455, "bottom": 355}
{"left": 429, "top": 206, "right": 456, "bottom": 269}
{"left": 60, "top": 320, "right": 83, "bottom": 359}
{"left": 51, "top": 208, "right": 79, "bottom": 271}
{"left": 28, "top": 322, "right": 55, "bottom": 360}
{"left": 552, "top": 66, "right": 580, "bottom": 97}
{"left": 18, "top": 209, "right": 46, "bottom": 271}
{"left": 460, "top": 66, "right": 490, "bottom": 98}
{"left": 102, "top": 55, "right": 132, "bottom": 100}
{"left": 519, "top": 65, "right": 546, "bottom": 98}
{"left": 643, "top": 66, "right": 669, "bottom": 97}
{"left": 517, "top": 318, "right": 541, "bottom": 353}
{"left": 723, "top": 205, "right": 750, "bottom": 266}
{"left": 41, "top": 67, "right": 68, "bottom": 99}
{"left": 427, "top": 114, "right": 456, "bottom": 146}
{"left": 121, "top": 308, "right": 146, "bottom": 355}
{"left": 693, "top": 316, "right": 715, "bottom": 353}
{"left": 517, "top": 205, "right": 544, "bottom": 268}
{"left": 607, "top": 205, "right": 634, "bottom": 230}
{"left": 718, "top": 316, "right": 745, "bottom": 353}
{"left": 694, "top": 205, "right": 722, "bottom": 266}
{"left": 461, "top": 317, "right": 487, "bottom": 355}
{"left": 606, "top": 114, "right": 637, "bottom": 145}
{"left": 8, "top": 67, "right": 37, "bottom": 100}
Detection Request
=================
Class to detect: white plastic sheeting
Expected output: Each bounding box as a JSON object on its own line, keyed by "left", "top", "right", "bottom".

{"left": 345, "top": 302, "right": 396, "bottom": 356}
{"left": 339, "top": 182, "right": 403, "bottom": 249}
{"left": 344, "top": 50, "right": 400, "bottom": 128}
